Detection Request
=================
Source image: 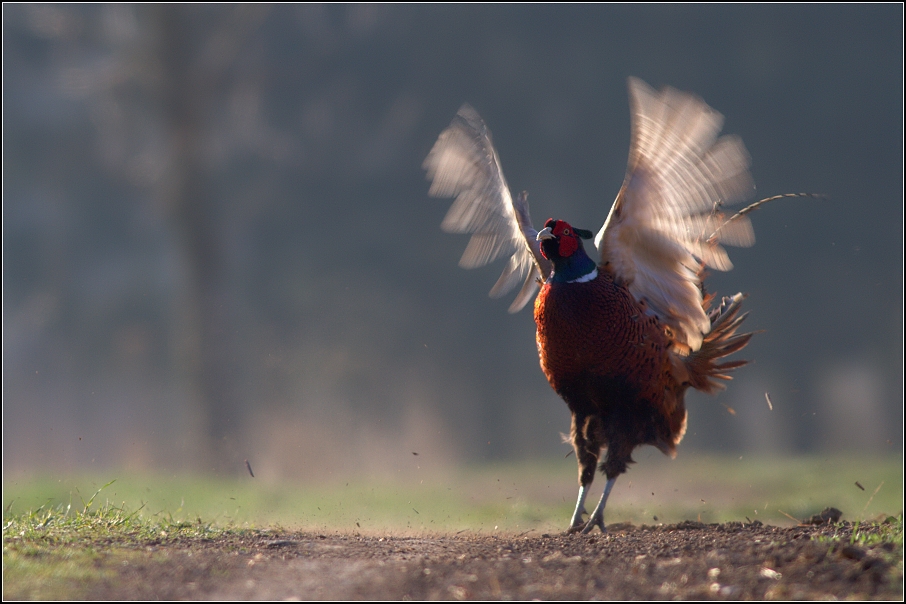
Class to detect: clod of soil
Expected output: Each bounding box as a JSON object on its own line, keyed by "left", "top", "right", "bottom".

{"left": 805, "top": 507, "right": 844, "bottom": 525}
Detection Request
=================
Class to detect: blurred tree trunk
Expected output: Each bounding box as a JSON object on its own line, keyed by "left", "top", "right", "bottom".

{"left": 153, "top": 5, "right": 268, "bottom": 473}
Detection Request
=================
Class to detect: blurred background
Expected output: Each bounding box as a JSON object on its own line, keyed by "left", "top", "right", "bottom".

{"left": 3, "top": 5, "right": 902, "bottom": 482}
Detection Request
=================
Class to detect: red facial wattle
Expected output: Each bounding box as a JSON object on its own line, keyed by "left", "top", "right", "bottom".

{"left": 556, "top": 229, "right": 579, "bottom": 258}
{"left": 542, "top": 219, "right": 580, "bottom": 258}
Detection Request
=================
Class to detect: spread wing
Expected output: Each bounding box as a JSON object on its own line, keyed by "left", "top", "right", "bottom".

{"left": 424, "top": 105, "right": 552, "bottom": 312}
{"left": 595, "top": 78, "right": 756, "bottom": 352}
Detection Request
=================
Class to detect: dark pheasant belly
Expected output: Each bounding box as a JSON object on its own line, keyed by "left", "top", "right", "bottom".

{"left": 558, "top": 370, "right": 666, "bottom": 443}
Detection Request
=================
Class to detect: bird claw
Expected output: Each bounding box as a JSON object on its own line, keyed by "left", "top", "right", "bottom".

{"left": 565, "top": 515, "right": 606, "bottom": 536}
{"left": 565, "top": 523, "right": 586, "bottom": 535}
{"left": 580, "top": 513, "right": 606, "bottom": 534}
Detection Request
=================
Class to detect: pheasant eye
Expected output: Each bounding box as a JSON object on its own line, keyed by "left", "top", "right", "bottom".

{"left": 563, "top": 228, "right": 570, "bottom": 235}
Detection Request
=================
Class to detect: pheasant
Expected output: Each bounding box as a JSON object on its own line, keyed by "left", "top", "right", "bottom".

{"left": 424, "top": 78, "right": 767, "bottom": 534}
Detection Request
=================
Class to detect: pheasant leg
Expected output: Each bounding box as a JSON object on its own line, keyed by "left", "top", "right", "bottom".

{"left": 567, "top": 484, "right": 590, "bottom": 532}
{"left": 581, "top": 477, "right": 616, "bottom": 534}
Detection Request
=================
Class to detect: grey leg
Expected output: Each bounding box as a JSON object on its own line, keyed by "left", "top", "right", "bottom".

{"left": 567, "top": 484, "right": 590, "bottom": 531}
{"left": 581, "top": 476, "right": 617, "bottom": 534}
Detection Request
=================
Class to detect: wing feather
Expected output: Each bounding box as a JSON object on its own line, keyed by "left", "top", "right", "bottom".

{"left": 596, "top": 78, "right": 756, "bottom": 351}
{"left": 424, "top": 105, "right": 552, "bottom": 312}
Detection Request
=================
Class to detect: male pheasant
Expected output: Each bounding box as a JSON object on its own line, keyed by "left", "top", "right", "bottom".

{"left": 424, "top": 78, "right": 761, "bottom": 534}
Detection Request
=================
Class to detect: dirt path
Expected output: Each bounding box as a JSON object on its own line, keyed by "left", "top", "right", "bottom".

{"left": 66, "top": 521, "right": 905, "bottom": 599}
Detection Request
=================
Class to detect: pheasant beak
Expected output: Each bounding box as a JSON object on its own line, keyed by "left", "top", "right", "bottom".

{"left": 537, "top": 227, "right": 554, "bottom": 241}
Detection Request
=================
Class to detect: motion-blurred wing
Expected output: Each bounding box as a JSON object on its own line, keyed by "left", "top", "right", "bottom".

{"left": 424, "top": 105, "right": 552, "bottom": 312}
{"left": 595, "top": 78, "right": 756, "bottom": 351}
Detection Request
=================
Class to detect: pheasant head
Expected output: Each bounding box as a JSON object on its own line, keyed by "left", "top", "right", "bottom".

{"left": 536, "top": 219, "right": 598, "bottom": 283}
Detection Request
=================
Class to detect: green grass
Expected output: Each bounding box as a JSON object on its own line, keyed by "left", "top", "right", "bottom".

{"left": 849, "top": 515, "right": 905, "bottom": 548}
{"left": 3, "top": 453, "right": 902, "bottom": 533}
{"left": 811, "top": 514, "right": 904, "bottom": 548}
{"left": 2, "top": 480, "right": 247, "bottom": 599}
{"left": 811, "top": 513, "right": 904, "bottom": 577}
{"left": 3, "top": 455, "right": 902, "bottom": 598}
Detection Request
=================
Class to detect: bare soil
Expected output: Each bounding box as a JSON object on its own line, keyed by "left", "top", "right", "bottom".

{"left": 70, "top": 519, "right": 903, "bottom": 600}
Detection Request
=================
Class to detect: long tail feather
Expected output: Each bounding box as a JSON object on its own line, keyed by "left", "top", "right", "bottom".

{"left": 685, "top": 293, "right": 755, "bottom": 393}
{"left": 708, "top": 193, "right": 826, "bottom": 243}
